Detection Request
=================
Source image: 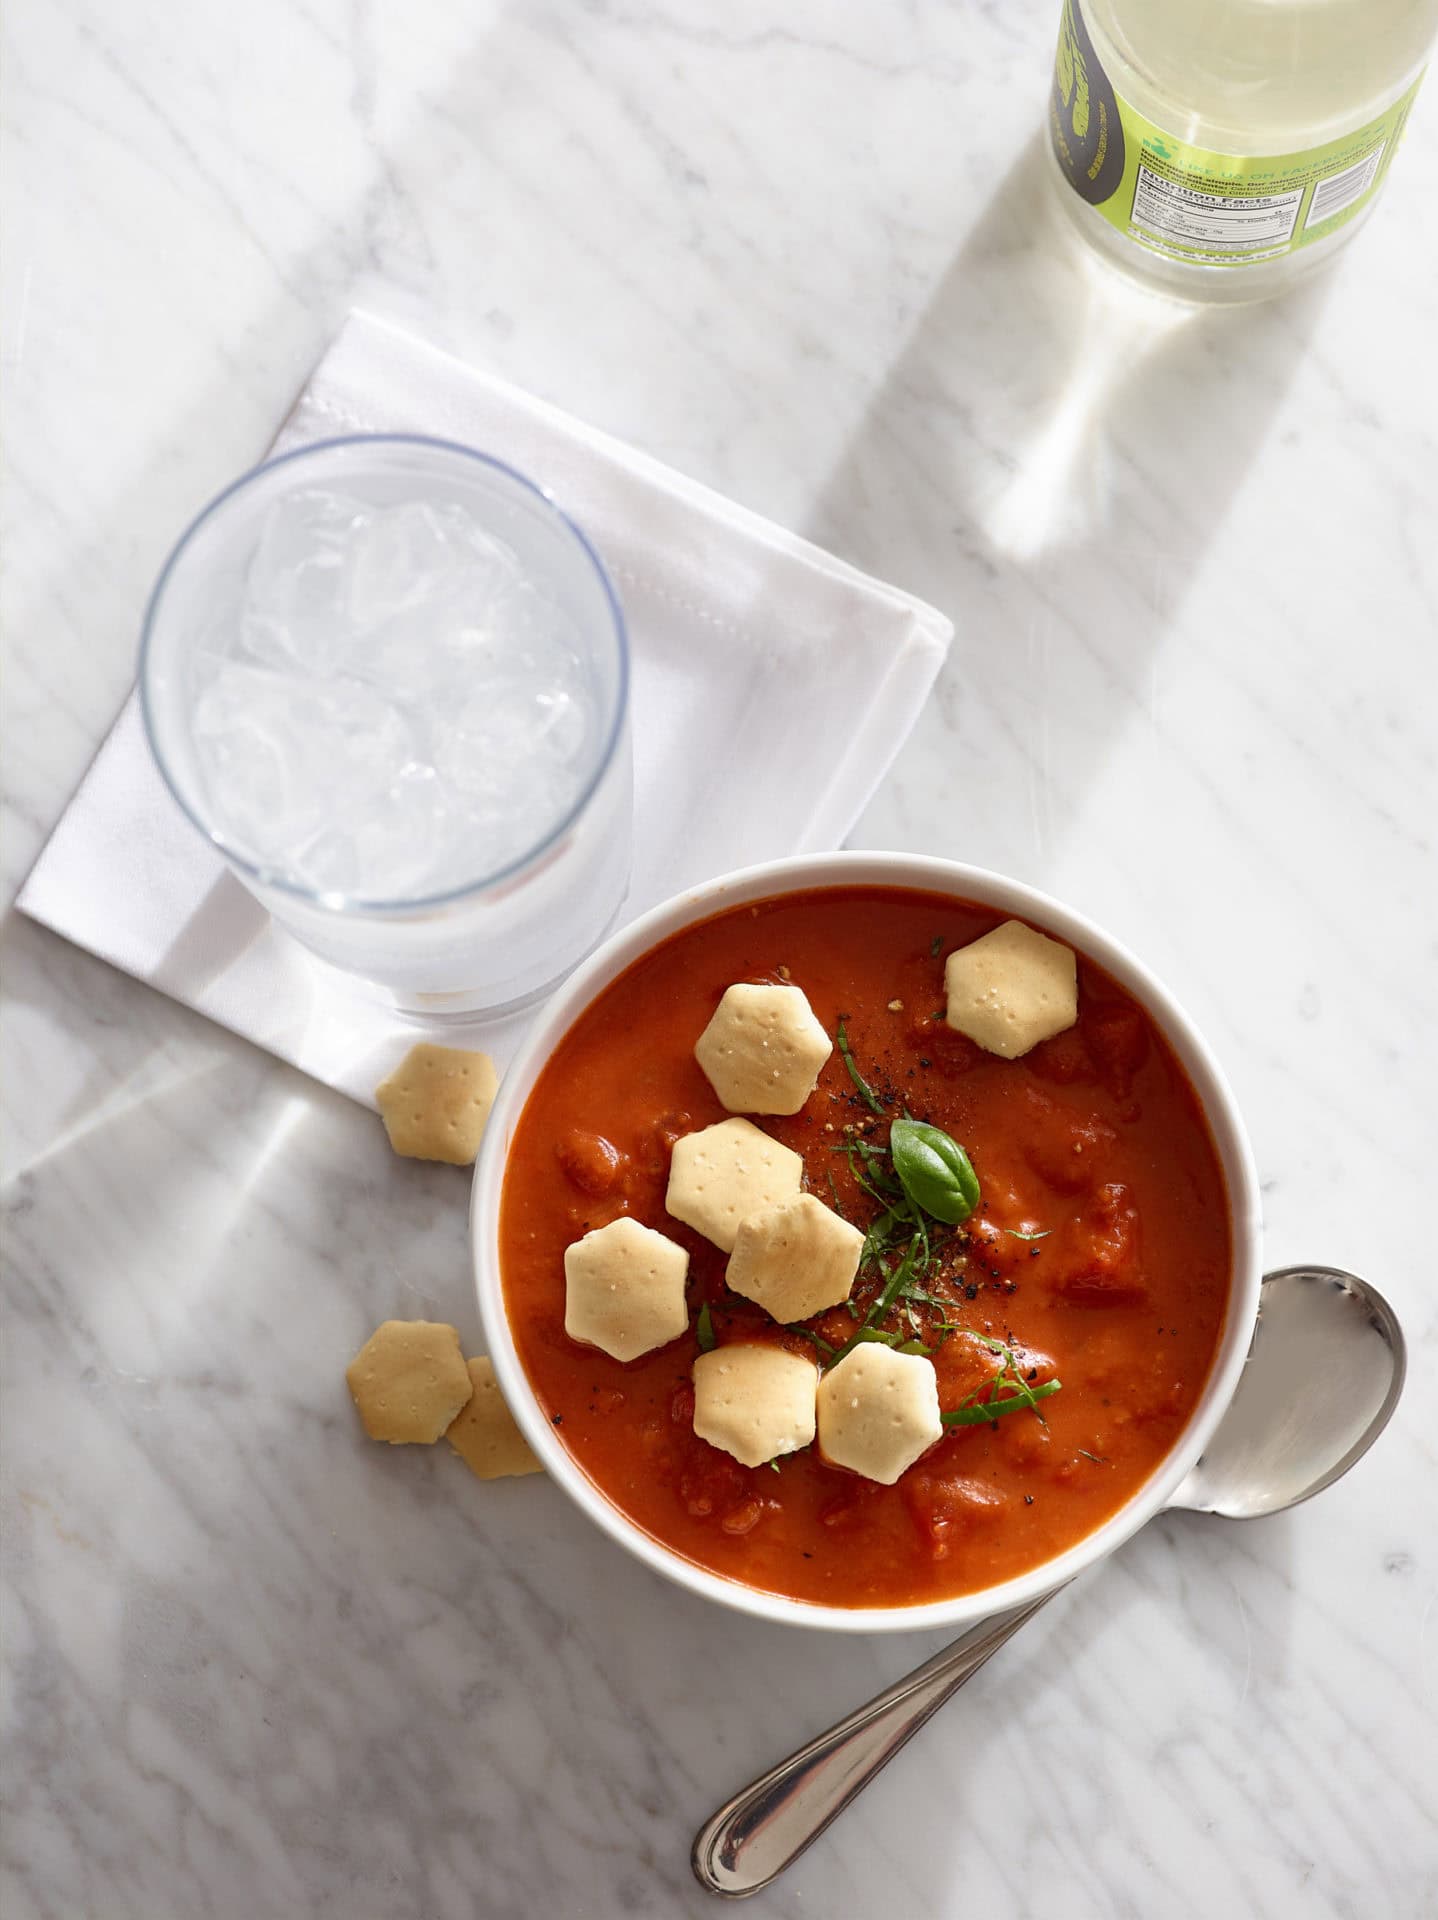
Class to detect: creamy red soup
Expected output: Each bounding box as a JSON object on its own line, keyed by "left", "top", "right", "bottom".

{"left": 500, "top": 887, "right": 1231, "bottom": 1608}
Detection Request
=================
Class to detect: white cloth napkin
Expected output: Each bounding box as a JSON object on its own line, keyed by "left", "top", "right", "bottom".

{"left": 18, "top": 312, "right": 951, "bottom": 1107}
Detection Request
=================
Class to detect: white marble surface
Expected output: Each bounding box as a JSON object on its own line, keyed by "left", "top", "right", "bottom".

{"left": 3, "top": 3, "right": 1436, "bottom": 1916}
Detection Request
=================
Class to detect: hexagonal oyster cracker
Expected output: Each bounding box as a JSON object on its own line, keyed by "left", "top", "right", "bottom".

{"left": 816, "top": 1345, "right": 943, "bottom": 1485}
{"left": 694, "top": 982, "right": 834, "bottom": 1115}
{"left": 725, "top": 1193, "right": 864, "bottom": 1324}
{"left": 692, "top": 1344, "right": 818, "bottom": 1469}
{"left": 665, "top": 1117, "right": 804, "bottom": 1253}
{"left": 346, "top": 1320, "right": 473, "bottom": 1444}
{"left": 445, "top": 1356, "right": 543, "bottom": 1480}
{"left": 944, "top": 920, "right": 1078, "bottom": 1060}
{"left": 563, "top": 1216, "right": 690, "bottom": 1363}
{"left": 375, "top": 1044, "right": 499, "bottom": 1165}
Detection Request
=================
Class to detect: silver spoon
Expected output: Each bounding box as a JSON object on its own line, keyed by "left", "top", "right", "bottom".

{"left": 692, "top": 1265, "right": 1405, "bottom": 1898}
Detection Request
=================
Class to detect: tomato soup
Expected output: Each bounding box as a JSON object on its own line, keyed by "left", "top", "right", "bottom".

{"left": 499, "top": 887, "right": 1231, "bottom": 1608}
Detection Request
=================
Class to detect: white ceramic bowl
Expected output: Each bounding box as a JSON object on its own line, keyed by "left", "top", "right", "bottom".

{"left": 471, "top": 853, "right": 1262, "bottom": 1633}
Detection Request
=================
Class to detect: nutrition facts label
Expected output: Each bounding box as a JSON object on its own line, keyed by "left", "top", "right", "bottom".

{"left": 1130, "top": 165, "right": 1304, "bottom": 256}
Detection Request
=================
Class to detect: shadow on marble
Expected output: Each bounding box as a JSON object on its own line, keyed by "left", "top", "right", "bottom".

{"left": 0, "top": 912, "right": 253, "bottom": 1182}
{"left": 800, "top": 134, "right": 1333, "bottom": 861}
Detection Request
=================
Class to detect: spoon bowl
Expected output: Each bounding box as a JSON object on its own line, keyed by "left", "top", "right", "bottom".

{"left": 693, "top": 1265, "right": 1406, "bottom": 1897}
{"left": 1167, "top": 1267, "right": 1405, "bottom": 1520}
{"left": 1170, "top": 1265, "right": 1406, "bottom": 1519}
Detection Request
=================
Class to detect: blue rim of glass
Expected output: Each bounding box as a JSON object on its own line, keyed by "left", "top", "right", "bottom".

{"left": 138, "top": 433, "right": 630, "bottom": 916}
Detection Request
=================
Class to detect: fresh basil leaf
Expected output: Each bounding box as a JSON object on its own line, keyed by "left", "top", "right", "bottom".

{"left": 889, "top": 1118, "right": 981, "bottom": 1225}
{"left": 696, "top": 1303, "right": 716, "bottom": 1352}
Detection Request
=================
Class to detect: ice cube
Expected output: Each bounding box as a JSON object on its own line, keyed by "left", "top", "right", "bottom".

{"left": 347, "top": 501, "right": 467, "bottom": 629}
{"left": 290, "top": 764, "right": 452, "bottom": 900}
{"left": 193, "top": 662, "right": 416, "bottom": 880}
{"left": 339, "top": 504, "right": 531, "bottom": 701}
{"left": 242, "top": 490, "right": 370, "bottom": 673}
{"left": 344, "top": 500, "right": 524, "bottom": 639}
{"left": 192, "top": 663, "right": 330, "bottom": 860}
{"left": 530, "top": 686, "right": 587, "bottom": 761}
{"left": 187, "top": 483, "right": 602, "bottom": 899}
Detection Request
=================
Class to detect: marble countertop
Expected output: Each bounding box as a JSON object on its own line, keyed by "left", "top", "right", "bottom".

{"left": 4, "top": 3, "right": 1436, "bottom": 1916}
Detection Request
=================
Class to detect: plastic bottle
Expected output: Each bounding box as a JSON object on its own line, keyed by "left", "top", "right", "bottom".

{"left": 1048, "top": 0, "right": 1438, "bottom": 302}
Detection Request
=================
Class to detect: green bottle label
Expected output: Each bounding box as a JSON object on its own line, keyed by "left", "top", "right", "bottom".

{"left": 1049, "top": 0, "right": 1426, "bottom": 266}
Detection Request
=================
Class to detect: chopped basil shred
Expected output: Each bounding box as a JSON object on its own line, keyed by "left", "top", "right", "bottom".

{"left": 788, "top": 1326, "right": 835, "bottom": 1358}
{"left": 942, "top": 1335, "right": 1061, "bottom": 1427}
{"left": 942, "top": 1380, "right": 1061, "bottom": 1426}
{"left": 827, "top": 1235, "right": 924, "bottom": 1368}
{"left": 696, "top": 1302, "right": 716, "bottom": 1352}
{"left": 834, "top": 1017, "right": 885, "bottom": 1114}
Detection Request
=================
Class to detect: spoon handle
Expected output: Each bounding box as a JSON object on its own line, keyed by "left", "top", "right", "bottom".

{"left": 691, "top": 1590, "right": 1059, "bottom": 1897}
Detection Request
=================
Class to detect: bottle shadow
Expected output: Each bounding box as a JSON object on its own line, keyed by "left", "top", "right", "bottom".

{"left": 799, "top": 133, "right": 1334, "bottom": 871}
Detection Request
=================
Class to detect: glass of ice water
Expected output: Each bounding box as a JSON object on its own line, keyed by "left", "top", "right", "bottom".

{"left": 140, "top": 435, "right": 632, "bottom": 1014}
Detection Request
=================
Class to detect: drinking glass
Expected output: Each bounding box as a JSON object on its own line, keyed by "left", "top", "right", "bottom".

{"left": 140, "top": 434, "right": 631, "bottom": 1014}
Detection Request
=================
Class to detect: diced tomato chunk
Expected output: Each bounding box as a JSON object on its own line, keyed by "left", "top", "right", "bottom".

{"left": 1057, "top": 1181, "right": 1147, "bottom": 1306}
{"left": 556, "top": 1128, "right": 626, "bottom": 1196}
{"left": 678, "top": 1454, "right": 745, "bottom": 1519}
{"left": 1026, "top": 1026, "right": 1095, "bottom": 1085}
{"left": 818, "top": 1478, "right": 883, "bottom": 1529}
{"left": 931, "top": 1330, "right": 1004, "bottom": 1404}
{"left": 919, "top": 1024, "right": 986, "bottom": 1078}
{"left": 1021, "top": 1087, "right": 1117, "bottom": 1195}
{"left": 1001, "top": 1416, "right": 1052, "bottom": 1466}
{"left": 720, "top": 1498, "right": 765, "bottom": 1536}
{"left": 905, "top": 1471, "right": 1008, "bottom": 1559}
{"left": 636, "top": 1110, "right": 694, "bottom": 1182}
{"left": 1088, "top": 1004, "right": 1149, "bottom": 1096}
{"left": 820, "top": 1494, "right": 860, "bottom": 1529}
{"left": 965, "top": 1211, "right": 1029, "bottom": 1277}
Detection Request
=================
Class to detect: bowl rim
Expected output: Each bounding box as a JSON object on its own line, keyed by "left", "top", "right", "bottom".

{"left": 470, "top": 852, "right": 1262, "bottom": 1633}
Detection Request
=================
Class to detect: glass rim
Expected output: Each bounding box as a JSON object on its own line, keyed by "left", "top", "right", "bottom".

{"left": 138, "top": 431, "right": 630, "bottom": 916}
